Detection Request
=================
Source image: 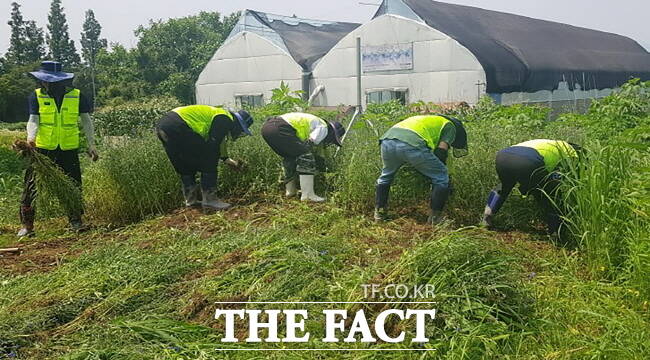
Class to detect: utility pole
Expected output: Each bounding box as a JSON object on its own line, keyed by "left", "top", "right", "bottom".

{"left": 476, "top": 81, "right": 486, "bottom": 102}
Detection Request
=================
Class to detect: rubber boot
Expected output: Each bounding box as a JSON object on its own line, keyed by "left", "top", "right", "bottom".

{"left": 69, "top": 216, "right": 88, "bottom": 232}
{"left": 299, "top": 175, "right": 325, "bottom": 202}
{"left": 17, "top": 205, "right": 35, "bottom": 238}
{"left": 201, "top": 188, "right": 231, "bottom": 211}
{"left": 374, "top": 183, "right": 391, "bottom": 222}
{"left": 285, "top": 179, "right": 298, "bottom": 197}
{"left": 182, "top": 184, "right": 201, "bottom": 207}
{"left": 428, "top": 185, "right": 450, "bottom": 225}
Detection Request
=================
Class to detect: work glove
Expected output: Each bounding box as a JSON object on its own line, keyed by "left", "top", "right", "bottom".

{"left": 434, "top": 147, "right": 448, "bottom": 165}
{"left": 304, "top": 139, "right": 317, "bottom": 150}
{"left": 87, "top": 146, "right": 99, "bottom": 162}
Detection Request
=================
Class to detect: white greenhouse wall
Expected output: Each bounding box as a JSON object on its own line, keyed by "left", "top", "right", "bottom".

{"left": 196, "top": 32, "right": 303, "bottom": 107}
{"left": 312, "top": 15, "right": 486, "bottom": 107}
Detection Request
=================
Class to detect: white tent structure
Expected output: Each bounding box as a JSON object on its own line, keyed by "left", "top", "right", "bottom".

{"left": 197, "top": 1, "right": 650, "bottom": 109}
{"left": 312, "top": 13, "right": 484, "bottom": 107}
{"left": 313, "top": 0, "right": 650, "bottom": 107}
{"left": 195, "top": 10, "right": 359, "bottom": 107}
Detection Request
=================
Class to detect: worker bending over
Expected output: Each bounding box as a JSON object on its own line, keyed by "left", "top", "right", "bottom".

{"left": 481, "top": 139, "right": 580, "bottom": 235}
{"left": 156, "top": 105, "right": 253, "bottom": 211}
{"left": 375, "top": 115, "right": 468, "bottom": 224}
{"left": 18, "top": 61, "right": 99, "bottom": 237}
{"left": 261, "top": 112, "right": 344, "bottom": 202}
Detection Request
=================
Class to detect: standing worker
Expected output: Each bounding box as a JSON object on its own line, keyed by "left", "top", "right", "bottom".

{"left": 374, "top": 115, "right": 468, "bottom": 224}
{"left": 481, "top": 139, "right": 580, "bottom": 235}
{"left": 156, "top": 105, "right": 253, "bottom": 211}
{"left": 18, "top": 61, "right": 99, "bottom": 237}
{"left": 261, "top": 112, "right": 345, "bottom": 202}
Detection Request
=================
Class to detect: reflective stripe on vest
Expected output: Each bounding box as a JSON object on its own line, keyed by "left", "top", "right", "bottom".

{"left": 35, "top": 88, "right": 81, "bottom": 151}
{"left": 517, "top": 139, "right": 578, "bottom": 172}
{"left": 280, "top": 113, "right": 326, "bottom": 141}
{"left": 172, "top": 105, "right": 233, "bottom": 140}
{"left": 393, "top": 115, "right": 451, "bottom": 150}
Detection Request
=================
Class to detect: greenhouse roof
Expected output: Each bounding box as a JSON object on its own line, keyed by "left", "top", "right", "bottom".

{"left": 227, "top": 10, "right": 360, "bottom": 71}
{"left": 375, "top": 0, "right": 650, "bottom": 93}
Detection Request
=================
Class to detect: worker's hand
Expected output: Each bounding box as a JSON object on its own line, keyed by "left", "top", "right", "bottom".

{"left": 304, "top": 139, "right": 316, "bottom": 149}
{"left": 27, "top": 140, "right": 36, "bottom": 149}
{"left": 87, "top": 147, "right": 99, "bottom": 162}
{"left": 224, "top": 158, "right": 246, "bottom": 172}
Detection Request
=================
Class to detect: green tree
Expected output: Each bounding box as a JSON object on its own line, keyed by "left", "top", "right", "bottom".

{"left": 94, "top": 44, "right": 147, "bottom": 106}
{"left": 23, "top": 20, "right": 46, "bottom": 63}
{"left": 0, "top": 62, "right": 38, "bottom": 122}
{"left": 46, "top": 0, "right": 80, "bottom": 66}
{"left": 5, "top": 3, "right": 45, "bottom": 67}
{"left": 5, "top": 2, "right": 27, "bottom": 65}
{"left": 80, "top": 9, "right": 107, "bottom": 102}
{"left": 80, "top": 9, "right": 107, "bottom": 67}
{"left": 134, "top": 11, "right": 239, "bottom": 104}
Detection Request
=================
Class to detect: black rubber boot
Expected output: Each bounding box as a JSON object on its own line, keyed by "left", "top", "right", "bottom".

{"left": 374, "top": 184, "right": 391, "bottom": 222}
{"left": 429, "top": 185, "right": 450, "bottom": 225}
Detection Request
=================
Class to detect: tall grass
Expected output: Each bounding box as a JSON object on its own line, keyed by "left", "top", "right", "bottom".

{"left": 0, "top": 133, "right": 23, "bottom": 224}
{"left": 84, "top": 134, "right": 182, "bottom": 225}
{"left": 561, "top": 134, "right": 650, "bottom": 293}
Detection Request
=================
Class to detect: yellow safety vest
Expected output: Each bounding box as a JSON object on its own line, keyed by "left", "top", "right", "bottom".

{"left": 172, "top": 105, "right": 233, "bottom": 140}
{"left": 393, "top": 115, "right": 451, "bottom": 150}
{"left": 518, "top": 139, "right": 578, "bottom": 172}
{"left": 281, "top": 113, "right": 326, "bottom": 141}
{"left": 35, "top": 88, "right": 81, "bottom": 151}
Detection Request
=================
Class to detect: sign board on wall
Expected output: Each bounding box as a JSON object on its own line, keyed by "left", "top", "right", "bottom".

{"left": 362, "top": 43, "right": 413, "bottom": 72}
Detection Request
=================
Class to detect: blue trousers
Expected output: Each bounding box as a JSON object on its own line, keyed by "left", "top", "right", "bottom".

{"left": 377, "top": 139, "right": 449, "bottom": 187}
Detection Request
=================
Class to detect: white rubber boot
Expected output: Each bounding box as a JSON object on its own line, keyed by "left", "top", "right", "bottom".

{"left": 299, "top": 175, "right": 325, "bottom": 202}
{"left": 201, "top": 188, "right": 231, "bottom": 211}
{"left": 285, "top": 179, "right": 298, "bottom": 197}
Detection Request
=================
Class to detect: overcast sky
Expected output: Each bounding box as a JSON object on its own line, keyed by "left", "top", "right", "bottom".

{"left": 1, "top": 0, "right": 649, "bottom": 56}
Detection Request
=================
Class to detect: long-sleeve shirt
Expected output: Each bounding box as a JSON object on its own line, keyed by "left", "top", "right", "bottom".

{"left": 280, "top": 112, "right": 329, "bottom": 145}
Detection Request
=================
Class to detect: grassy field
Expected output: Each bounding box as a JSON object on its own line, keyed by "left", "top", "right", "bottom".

{"left": 0, "top": 81, "right": 648, "bottom": 359}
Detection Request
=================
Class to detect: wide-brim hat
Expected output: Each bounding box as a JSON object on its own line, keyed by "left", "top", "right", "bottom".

{"left": 29, "top": 61, "right": 74, "bottom": 83}
{"left": 327, "top": 121, "right": 345, "bottom": 147}
{"left": 233, "top": 110, "right": 253, "bottom": 136}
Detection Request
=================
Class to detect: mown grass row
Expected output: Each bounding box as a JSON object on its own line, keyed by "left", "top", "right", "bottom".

{"left": 1, "top": 202, "right": 648, "bottom": 358}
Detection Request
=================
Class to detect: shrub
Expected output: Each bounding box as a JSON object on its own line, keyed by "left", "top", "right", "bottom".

{"left": 94, "top": 96, "right": 182, "bottom": 137}
{"left": 0, "top": 122, "right": 26, "bottom": 132}
{"left": 563, "top": 79, "right": 650, "bottom": 140}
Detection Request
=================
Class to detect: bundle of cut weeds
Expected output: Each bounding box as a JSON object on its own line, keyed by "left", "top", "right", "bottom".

{"left": 12, "top": 140, "right": 83, "bottom": 218}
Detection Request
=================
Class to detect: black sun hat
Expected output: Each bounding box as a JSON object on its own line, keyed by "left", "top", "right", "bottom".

{"left": 327, "top": 121, "right": 346, "bottom": 147}
{"left": 442, "top": 116, "right": 468, "bottom": 158}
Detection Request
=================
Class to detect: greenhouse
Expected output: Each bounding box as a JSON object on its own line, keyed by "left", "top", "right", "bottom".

{"left": 195, "top": 10, "right": 359, "bottom": 107}
{"left": 198, "top": 0, "right": 650, "bottom": 108}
